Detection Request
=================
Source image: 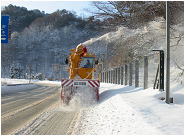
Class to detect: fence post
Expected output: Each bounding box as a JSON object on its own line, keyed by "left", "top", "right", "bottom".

{"left": 129, "top": 63, "right": 133, "bottom": 86}
{"left": 114, "top": 68, "right": 116, "bottom": 84}
{"left": 135, "top": 60, "right": 139, "bottom": 87}
{"left": 106, "top": 71, "right": 109, "bottom": 83}
{"left": 102, "top": 72, "right": 103, "bottom": 82}
{"left": 144, "top": 56, "right": 148, "bottom": 89}
{"left": 118, "top": 67, "right": 120, "bottom": 84}
{"left": 103, "top": 71, "right": 105, "bottom": 83}
{"left": 115, "top": 68, "right": 117, "bottom": 84}
{"left": 110, "top": 70, "right": 112, "bottom": 83}
{"left": 107, "top": 71, "right": 109, "bottom": 83}
{"left": 100, "top": 72, "right": 102, "bottom": 82}
{"left": 116, "top": 68, "right": 118, "bottom": 84}
{"left": 111, "top": 70, "right": 113, "bottom": 83}
{"left": 109, "top": 70, "right": 110, "bottom": 83}
{"left": 114, "top": 69, "right": 115, "bottom": 84}
{"left": 125, "top": 64, "right": 128, "bottom": 85}
{"left": 160, "top": 51, "right": 164, "bottom": 91}
{"left": 117, "top": 68, "right": 119, "bottom": 84}
{"left": 103, "top": 72, "right": 105, "bottom": 83}
{"left": 112, "top": 69, "right": 114, "bottom": 84}
{"left": 108, "top": 70, "right": 111, "bottom": 83}
{"left": 105, "top": 71, "right": 107, "bottom": 83}
{"left": 120, "top": 66, "right": 124, "bottom": 85}
{"left": 107, "top": 71, "right": 108, "bottom": 83}
{"left": 109, "top": 70, "right": 112, "bottom": 83}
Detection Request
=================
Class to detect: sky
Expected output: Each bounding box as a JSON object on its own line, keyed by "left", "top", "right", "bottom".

{"left": 1, "top": 1, "right": 95, "bottom": 17}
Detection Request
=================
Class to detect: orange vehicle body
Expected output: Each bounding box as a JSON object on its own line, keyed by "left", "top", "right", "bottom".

{"left": 68, "top": 44, "right": 96, "bottom": 79}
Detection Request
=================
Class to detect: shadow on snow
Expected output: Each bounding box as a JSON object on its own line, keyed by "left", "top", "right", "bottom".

{"left": 99, "top": 85, "right": 143, "bottom": 103}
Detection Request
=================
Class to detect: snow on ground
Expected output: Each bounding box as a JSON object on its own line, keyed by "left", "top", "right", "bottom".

{"left": 73, "top": 83, "right": 184, "bottom": 135}
{"left": 34, "top": 80, "right": 61, "bottom": 86}
{"left": 1, "top": 78, "right": 61, "bottom": 95}
{"left": 1, "top": 78, "right": 31, "bottom": 85}
{"left": 1, "top": 84, "right": 39, "bottom": 95}
{"left": 1, "top": 77, "right": 183, "bottom": 135}
{"left": 1, "top": 78, "right": 61, "bottom": 86}
{"left": 1, "top": 78, "right": 37, "bottom": 95}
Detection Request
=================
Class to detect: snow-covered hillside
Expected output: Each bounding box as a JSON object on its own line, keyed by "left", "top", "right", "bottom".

{"left": 1, "top": 24, "right": 107, "bottom": 79}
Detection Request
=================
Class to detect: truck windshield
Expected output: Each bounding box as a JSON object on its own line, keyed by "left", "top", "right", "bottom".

{"left": 80, "top": 57, "right": 95, "bottom": 68}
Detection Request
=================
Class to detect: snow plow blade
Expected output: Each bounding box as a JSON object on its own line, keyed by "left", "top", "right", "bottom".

{"left": 61, "top": 79, "right": 100, "bottom": 105}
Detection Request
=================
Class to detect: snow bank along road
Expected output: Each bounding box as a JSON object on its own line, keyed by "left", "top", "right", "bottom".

{"left": 1, "top": 83, "right": 78, "bottom": 135}
{"left": 73, "top": 83, "right": 184, "bottom": 135}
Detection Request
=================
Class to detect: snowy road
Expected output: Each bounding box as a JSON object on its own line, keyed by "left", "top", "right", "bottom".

{"left": 1, "top": 84, "right": 61, "bottom": 134}
{"left": 1, "top": 80, "right": 183, "bottom": 135}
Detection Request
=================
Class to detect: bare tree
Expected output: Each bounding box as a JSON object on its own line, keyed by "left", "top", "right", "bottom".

{"left": 90, "top": 1, "right": 166, "bottom": 28}
{"left": 168, "top": 1, "right": 184, "bottom": 25}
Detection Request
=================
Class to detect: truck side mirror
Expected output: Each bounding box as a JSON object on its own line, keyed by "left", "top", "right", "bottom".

{"left": 65, "top": 58, "right": 68, "bottom": 64}
{"left": 95, "top": 59, "right": 99, "bottom": 65}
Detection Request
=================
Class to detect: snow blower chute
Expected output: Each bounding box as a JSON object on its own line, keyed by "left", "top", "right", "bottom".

{"left": 61, "top": 43, "right": 100, "bottom": 104}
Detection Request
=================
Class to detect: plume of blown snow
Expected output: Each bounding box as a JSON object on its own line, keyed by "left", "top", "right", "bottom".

{"left": 58, "top": 87, "right": 98, "bottom": 112}
{"left": 84, "top": 17, "right": 166, "bottom": 57}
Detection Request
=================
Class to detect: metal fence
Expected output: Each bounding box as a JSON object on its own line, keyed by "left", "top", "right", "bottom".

{"left": 99, "top": 53, "right": 163, "bottom": 90}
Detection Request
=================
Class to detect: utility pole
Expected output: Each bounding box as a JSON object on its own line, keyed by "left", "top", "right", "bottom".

{"left": 166, "top": 1, "right": 172, "bottom": 104}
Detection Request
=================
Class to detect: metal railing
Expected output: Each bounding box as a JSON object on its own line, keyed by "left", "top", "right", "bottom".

{"left": 99, "top": 53, "right": 164, "bottom": 90}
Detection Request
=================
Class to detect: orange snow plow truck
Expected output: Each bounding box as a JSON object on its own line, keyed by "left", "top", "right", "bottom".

{"left": 61, "top": 43, "right": 100, "bottom": 104}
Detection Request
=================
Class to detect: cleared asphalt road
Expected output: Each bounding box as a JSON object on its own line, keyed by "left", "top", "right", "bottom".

{"left": 1, "top": 84, "right": 79, "bottom": 135}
